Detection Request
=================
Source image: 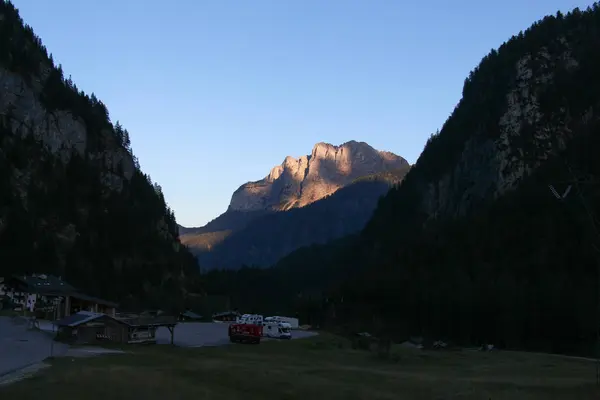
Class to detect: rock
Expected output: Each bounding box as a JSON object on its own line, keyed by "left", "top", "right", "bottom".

{"left": 229, "top": 141, "right": 409, "bottom": 212}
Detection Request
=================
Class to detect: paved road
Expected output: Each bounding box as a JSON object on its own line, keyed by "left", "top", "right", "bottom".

{"left": 0, "top": 317, "right": 69, "bottom": 378}
{"left": 155, "top": 322, "right": 318, "bottom": 347}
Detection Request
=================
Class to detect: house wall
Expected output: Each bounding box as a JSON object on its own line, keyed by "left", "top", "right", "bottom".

{"left": 104, "top": 320, "right": 129, "bottom": 343}
{"left": 58, "top": 318, "right": 130, "bottom": 344}
{"left": 56, "top": 326, "right": 75, "bottom": 342}
{"left": 76, "top": 326, "right": 103, "bottom": 344}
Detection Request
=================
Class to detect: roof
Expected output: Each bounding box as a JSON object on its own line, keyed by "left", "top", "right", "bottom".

{"left": 54, "top": 312, "right": 178, "bottom": 328}
{"left": 10, "top": 274, "right": 76, "bottom": 294}
{"left": 180, "top": 310, "right": 202, "bottom": 319}
{"left": 212, "top": 311, "right": 239, "bottom": 317}
{"left": 7, "top": 274, "right": 118, "bottom": 308}
{"left": 69, "top": 292, "right": 119, "bottom": 308}
{"left": 54, "top": 311, "right": 106, "bottom": 327}
{"left": 117, "top": 315, "right": 178, "bottom": 327}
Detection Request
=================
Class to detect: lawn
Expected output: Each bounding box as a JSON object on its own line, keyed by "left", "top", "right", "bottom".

{"left": 0, "top": 334, "right": 597, "bottom": 399}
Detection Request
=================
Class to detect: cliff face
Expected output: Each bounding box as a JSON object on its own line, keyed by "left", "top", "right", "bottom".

{"left": 0, "top": 1, "right": 199, "bottom": 309}
{"left": 0, "top": 58, "right": 135, "bottom": 192}
{"left": 228, "top": 141, "right": 409, "bottom": 212}
{"left": 367, "top": 27, "right": 589, "bottom": 239}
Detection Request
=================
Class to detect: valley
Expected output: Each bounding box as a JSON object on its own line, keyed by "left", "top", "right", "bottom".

{"left": 198, "top": 5, "right": 600, "bottom": 357}
{"left": 1, "top": 1, "right": 600, "bottom": 398}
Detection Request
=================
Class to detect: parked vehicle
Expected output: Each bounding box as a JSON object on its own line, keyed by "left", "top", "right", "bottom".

{"left": 236, "top": 313, "right": 263, "bottom": 325}
{"left": 228, "top": 323, "right": 262, "bottom": 344}
{"left": 263, "top": 321, "right": 292, "bottom": 340}
{"left": 265, "top": 316, "right": 299, "bottom": 329}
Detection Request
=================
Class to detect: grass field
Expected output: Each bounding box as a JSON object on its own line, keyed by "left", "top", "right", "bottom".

{"left": 0, "top": 334, "right": 598, "bottom": 399}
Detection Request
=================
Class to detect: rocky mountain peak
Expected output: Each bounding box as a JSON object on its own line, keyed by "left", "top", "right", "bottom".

{"left": 228, "top": 141, "right": 408, "bottom": 212}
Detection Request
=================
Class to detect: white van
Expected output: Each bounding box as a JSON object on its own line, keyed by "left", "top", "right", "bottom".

{"left": 263, "top": 321, "right": 292, "bottom": 339}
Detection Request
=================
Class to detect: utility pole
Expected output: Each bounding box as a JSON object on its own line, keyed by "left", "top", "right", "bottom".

{"left": 49, "top": 297, "right": 61, "bottom": 358}
{"left": 549, "top": 165, "right": 600, "bottom": 386}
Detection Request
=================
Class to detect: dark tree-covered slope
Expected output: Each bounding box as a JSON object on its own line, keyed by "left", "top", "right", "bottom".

{"left": 0, "top": 1, "right": 200, "bottom": 310}
{"left": 191, "top": 168, "right": 409, "bottom": 270}
{"left": 178, "top": 209, "right": 273, "bottom": 236}
{"left": 202, "top": 5, "right": 600, "bottom": 355}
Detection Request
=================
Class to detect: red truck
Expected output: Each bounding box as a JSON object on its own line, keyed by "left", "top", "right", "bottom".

{"left": 228, "top": 323, "right": 262, "bottom": 344}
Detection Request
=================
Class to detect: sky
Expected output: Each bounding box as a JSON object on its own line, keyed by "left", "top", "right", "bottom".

{"left": 11, "top": 0, "right": 593, "bottom": 227}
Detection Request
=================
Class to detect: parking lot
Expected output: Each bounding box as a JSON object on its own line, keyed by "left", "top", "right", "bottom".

{"left": 155, "top": 322, "right": 318, "bottom": 347}
{"left": 1, "top": 318, "right": 317, "bottom": 382}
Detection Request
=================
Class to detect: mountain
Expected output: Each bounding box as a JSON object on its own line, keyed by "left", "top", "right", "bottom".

{"left": 228, "top": 140, "right": 408, "bottom": 212}
{"left": 193, "top": 168, "right": 409, "bottom": 270}
{"left": 180, "top": 141, "right": 409, "bottom": 269}
{"left": 202, "top": 5, "right": 600, "bottom": 355}
{"left": 0, "top": 1, "right": 200, "bottom": 310}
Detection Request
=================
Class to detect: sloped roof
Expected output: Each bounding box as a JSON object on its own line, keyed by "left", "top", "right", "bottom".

{"left": 118, "top": 315, "right": 178, "bottom": 327}
{"left": 9, "top": 274, "right": 118, "bottom": 308}
{"left": 54, "top": 311, "right": 105, "bottom": 327}
{"left": 213, "top": 311, "right": 239, "bottom": 317}
{"left": 70, "top": 292, "right": 119, "bottom": 308}
{"left": 181, "top": 310, "right": 202, "bottom": 319}
{"left": 11, "top": 274, "right": 76, "bottom": 294}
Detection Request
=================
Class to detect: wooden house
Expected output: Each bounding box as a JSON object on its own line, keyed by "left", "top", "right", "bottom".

{"left": 54, "top": 311, "right": 178, "bottom": 345}
{"left": 55, "top": 311, "right": 130, "bottom": 344}
{"left": 212, "top": 310, "right": 240, "bottom": 322}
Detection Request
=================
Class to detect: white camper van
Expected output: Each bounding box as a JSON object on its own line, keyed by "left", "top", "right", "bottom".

{"left": 263, "top": 321, "right": 292, "bottom": 339}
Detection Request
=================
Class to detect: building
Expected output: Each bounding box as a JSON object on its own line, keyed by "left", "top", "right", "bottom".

{"left": 2, "top": 274, "right": 118, "bottom": 318}
{"left": 54, "top": 311, "right": 178, "bottom": 345}
{"left": 54, "top": 311, "right": 130, "bottom": 344}
{"left": 212, "top": 310, "right": 240, "bottom": 322}
{"left": 0, "top": 277, "right": 15, "bottom": 310}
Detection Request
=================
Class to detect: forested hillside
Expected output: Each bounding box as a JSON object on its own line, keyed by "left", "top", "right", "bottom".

{"left": 181, "top": 141, "right": 409, "bottom": 270}
{"left": 0, "top": 1, "right": 201, "bottom": 310}
{"left": 192, "top": 168, "right": 409, "bottom": 270}
{"left": 203, "top": 5, "right": 600, "bottom": 355}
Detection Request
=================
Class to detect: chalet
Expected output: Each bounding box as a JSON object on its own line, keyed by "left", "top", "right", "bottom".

{"left": 2, "top": 274, "right": 118, "bottom": 318}
{"left": 54, "top": 311, "right": 178, "bottom": 345}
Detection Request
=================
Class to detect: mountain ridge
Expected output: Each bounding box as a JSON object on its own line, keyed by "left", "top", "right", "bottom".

{"left": 180, "top": 141, "right": 409, "bottom": 270}
{"left": 0, "top": 1, "right": 200, "bottom": 310}
{"left": 227, "top": 140, "right": 408, "bottom": 213}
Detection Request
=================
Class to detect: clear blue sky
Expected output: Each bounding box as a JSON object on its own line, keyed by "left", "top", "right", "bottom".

{"left": 12, "top": 0, "right": 592, "bottom": 227}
